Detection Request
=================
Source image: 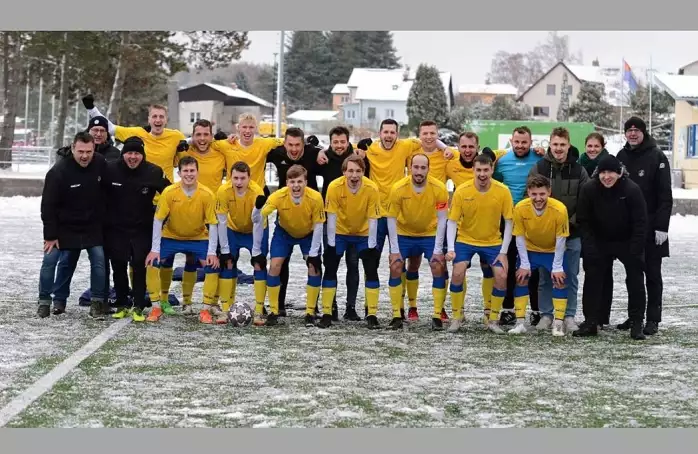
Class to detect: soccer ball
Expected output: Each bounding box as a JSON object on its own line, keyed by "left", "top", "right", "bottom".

{"left": 227, "top": 302, "right": 253, "bottom": 327}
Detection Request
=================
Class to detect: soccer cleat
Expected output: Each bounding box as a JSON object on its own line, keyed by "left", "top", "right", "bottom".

{"left": 387, "top": 317, "right": 403, "bottom": 330}
{"left": 536, "top": 316, "right": 553, "bottom": 331}
{"left": 366, "top": 315, "right": 380, "bottom": 330}
{"left": 508, "top": 320, "right": 528, "bottom": 335}
{"left": 209, "top": 305, "right": 228, "bottom": 325}
{"left": 440, "top": 309, "right": 449, "bottom": 322}
{"left": 199, "top": 309, "right": 214, "bottom": 324}
{"left": 304, "top": 314, "right": 316, "bottom": 327}
{"left": 488, "top": 321, "right": 505, "bottom": 334}
{"left": 564, "top": 316, "right": 579, "bottom": 333}
{"left": 630, "top": 321, "right": 646, "bottom": 340}
{"left": 112, "top": 307, "right": 131, "bottom": 319}
{"left": 343, "top": 307, "right": 361, "bottom": 321}
{"left": 265, "top": 313, "right": 280, "bottom": 326}
{"left": 407, "top": 307, "right": 419, "bottom": 322}
{"left": 278, "top": 307, "right": 287, "bottom": 317}
{"left": 572, "top": 321, "right": 597, "bottom": 337}
{"left": 529, "top": 311, "right": 541, "bottom": 327}
{"left": 499, "top": 311, "right": 516, "bottom": 326}
{"left": 643, "top": 321, "right": 659, "bottom": 336}
{"left": 617, "top": 318, "right": 631, "bottom": 330}
{"left": 447, "top": 318, "right": 463, "bottom": 333}
{"left": 160, "top": 300, "right": 176, "bottom": 316}
{"left": 317, "top": 314, "right": 332, "bottom": 329}
{"left": 37, "top": 304, "right": 50, "bottom": 318}
{"left": 90, "top": 301, "right": 105, "bottom": 321}
{"left": 146, "top": 306, "right": 163, "bottom": 322}
{"left": 253, "top": 314, "right": 266, "bottom": 326}
{"left": 332, "top": 302, "right": 339, "bottom": 322}
{"left": 53, "top": 301, "right": 66, "bottom": 315}
{"left": 181, "top": 304, "right": 195, "bottom": 316}
{"left": 132, "top": 308, "right": 146, "bottom": 322}
{"left": 552, "top": 319, "right": 565, "bottom": 337}
{"left": 431, "top": 317, "right": 444, "bottom": 331}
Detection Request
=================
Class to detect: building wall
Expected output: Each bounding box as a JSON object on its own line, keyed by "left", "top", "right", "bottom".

{"left": 520, "top": 65, "right": 583, "bottom": 121}
{"left": 332, "top": 93, "right": 350, "bottom": 111}
{"left": 178, "top": 101, "right": 272, "bottom": 135}
{"left": 681, "top": 61, "right": 698, "bottom": 76}
{"left": 178, "top": 101, "right": 216, "bottom": 135}
{"left": 672, "top": 100, "right": 698, "bottom": 188}
{"left": 358, "top": 100, "right": 406, "bottom": 130}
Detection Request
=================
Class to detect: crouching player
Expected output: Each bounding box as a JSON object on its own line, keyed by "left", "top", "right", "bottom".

{"left": 445, "top": 154, "right": 513, "bottom": 334}
{"left": 511, "top": 175, "right": 570, "bottom": 336}
{"left": 320, "top": 155, "right": 382, "bottom": 329}
{"left": 386, "top": 154, "right": 449, "bottom": 330}
{"left": 252, "top": 165, "right": 325, "bottom": 327}
{"left": 145, "top": 156, "right": 222, "bottom": 323}
{"left": 216, "top": 161, "right": 270, "bottom": 325}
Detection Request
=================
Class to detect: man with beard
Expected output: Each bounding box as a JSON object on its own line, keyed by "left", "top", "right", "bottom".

{"left": 104, "top": 137, "right": 171, "bottom": 322}
{"left": 615, "top": 117, "right": 673, "bottom": 335}
{"left": 574, "top": 155, "right": 648, "bottom": 340}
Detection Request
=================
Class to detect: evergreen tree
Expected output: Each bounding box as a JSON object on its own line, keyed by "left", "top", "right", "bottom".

{"left": 326, "top": 31, "right": 401, "bottom": 86}
{"left": 446, "top": 106, "right": 472, "bottom": 132}
{"left": 557, "top": 72, "right": 570, "bottom": 122}
{"left": 406, "top": 64, "right": 448, "bottom": 132}
{"left": 568, "top": 81, "right": 615, "bottom": 128}
{"left": 482, "top": 95, "right": 530, "bottom": 121}
{"left": 234, "top": 71, "right": 250, "bottom": 92}
{"left": 284, "top": 31, "right": 334, "bottom": 110}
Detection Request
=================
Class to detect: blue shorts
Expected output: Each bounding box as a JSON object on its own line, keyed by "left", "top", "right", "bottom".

{"left": 336, "top": 234, "right": 369, "bottom": 256}
{"left": 454, "top": 242, "right": 504, "bottom": 267}
{"left": 376, "top": 217, "right": 389, "bottom": 253}
{"left": 158, "top": 238, "right": 208, "bottom": 268}
{"left": 270, "top": 225, "right": 312, "bottom": 259}
{"left": 398, "top": 235, "right": 436, "bottom": 261}
{"left": 227, "top": 227, "right": 269, "bottom": 257}
{"left": 520, "top": 251, "right": 569, "bottom": 280}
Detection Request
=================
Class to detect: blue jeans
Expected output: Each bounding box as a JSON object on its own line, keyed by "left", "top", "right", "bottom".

{"left": 38, "top": 247, "right": 69, "bottom": 304}
{"left": 54, "top": 246, "right": 107, "bottom": 302}
{"left": 538, "top": 237, "right": 581, "bottom": 319}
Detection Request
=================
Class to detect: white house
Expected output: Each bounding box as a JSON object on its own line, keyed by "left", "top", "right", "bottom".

{"left": 339, "top": 68, "right": 453, "bottom": 130}
{"left": 287, "top": 110, "right": 339, "bottom": 134}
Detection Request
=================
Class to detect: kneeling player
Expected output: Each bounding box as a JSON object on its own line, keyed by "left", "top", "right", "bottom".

{"left": 253, "top": 165, "right": 324, "bottom": 327}
{"left": 145, "top": 156, "right": 221, "bottom": 323}
{"left": 511, "top": 175, "right": 569, "bottom": 336}
{"left": 446, "top": 154, "right": 514, "bottom": 334}
{"left": 216, "top": 161, "right": 269, "bottom": 325}
{"left": 386, "top": 154, "right": 449, "bottom": 330}
{"left": 321, "top": 155, "right": 381, "bottom": 329}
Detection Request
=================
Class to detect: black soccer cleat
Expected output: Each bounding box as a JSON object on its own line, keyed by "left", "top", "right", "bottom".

{"left": 387, "top": 317, "right": 403, "bottom": 330}
{"left": 366, "top": 315, "right": 380, "bottom": 330}
{"left": 630, "top": 321, "right": 646, "bottom": 340}
{"left": 499, "top": 311, "right": 516, "bottom": 326}
{"left": 37, "top": 305, "right": 50, "bottom": 318}
{"left": 643, "top": 321, "right": 659, "bottom": 336}
{"left": 304, "top": 314, "right": 316, "bottom": 327}
{"left": 572, "top": 321, "right": 598, "bottom": 337}
{"left": 617, "top": 318, "right": 631, "bottom": 330}
{"left": 317, "top": 314, "right": 332, "bottom": 329}
{"left": 431, "top": 317, "right": 444, "bottom": 331}
{"left": 529, "top": 311, "right": 541, "bottom": 327}
{"left": 332, "top": 301, "right": 339, "bottom": 322}
{"left": 265, "top": 313, "right": 280, "bottom": 326}
{"left": 343, "top": 307, "right": 361, "bottom": 321}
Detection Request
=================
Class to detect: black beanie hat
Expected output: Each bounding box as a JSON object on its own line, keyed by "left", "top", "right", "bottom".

{"left": 624, "top": 116, "right": 647, "bottom": 135}
{"left": 121, "top": 136, "right": 146, "bottom": 157}
{"left": 597, "top": 155, "right": 622, "bottom": 174}
{"left": 88, "top": 116, "right": 110, "bottom": 132}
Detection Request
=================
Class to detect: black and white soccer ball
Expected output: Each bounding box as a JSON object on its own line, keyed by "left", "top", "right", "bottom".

{"left": 227, "top": 302, "right": 253, "bottom": 327}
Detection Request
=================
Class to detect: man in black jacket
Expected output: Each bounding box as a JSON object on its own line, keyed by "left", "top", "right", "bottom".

{"left": 615, "top": 117, "right": 673, "bottom": 335}
{"left": 574, "top": 155, "right": 648, "bottom": 339}
{"left": 56, "top": 116, "right": 121, "bottom": 163}
{"left": 40, "top": 132, "right": 109, "bottom": 319}
{"left": 103, "top": 137, "right": 171, "bottom": 322}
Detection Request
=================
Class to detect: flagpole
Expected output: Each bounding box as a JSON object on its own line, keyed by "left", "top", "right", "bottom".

{"left": 649, "top": 55, "right": 653, "bottom": 134}
{"left": 619, "top": 57, "right": 624, "bottom": 133}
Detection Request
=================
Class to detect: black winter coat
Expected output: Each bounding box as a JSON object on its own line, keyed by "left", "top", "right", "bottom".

{"left": 616, "top": 136, "right": 672, "bottom": 257}
{"left": 315, "top": 143, "right": 371, "bottom": 200}
{"left": 56, "top": 136, "right": 120, "bottom": 163}
{"left": 267, "top": 144, "right": 321, "bottom": 191}
{"left": 41, "top": 153, "right": 108, "bottom": 250}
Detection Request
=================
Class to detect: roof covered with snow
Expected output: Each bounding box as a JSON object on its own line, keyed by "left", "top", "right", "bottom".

{"left": 331, "top": 84, "right": 350, "bottom": 94}
{"left": 458, "top": 83, "right": 518, "bottom": 95}
{"left": 196, "top": 83, "right": 274, "bottom": 108}
{"left": 345, "top": 68, "right": 451, "bottom": 103}
{"left": 654, "top": 73, "right": 698, "bottom": 100}
{"left": 287, "top": 110, "right": 339, "bottom": 122}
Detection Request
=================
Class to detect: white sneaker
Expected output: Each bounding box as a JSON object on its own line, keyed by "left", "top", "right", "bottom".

{"left": 564, "top": 316, "right": 579, "bottom": 333}
{"left": 536, "top": 316, "right": 553, "bottom": 331}
{"left": 447, "top": 318, "right": 463, "bottom": 333}
{"left": 508, "top": 320, "right": 527, "bottom": 335}
{"left": 181, "top": 304, "right": 195, "bottom": 315}
{"left": 209, "top": 305, "right": 228, "bottom": 324}
{"left": 552, "top": 319, "right": 565, "bottom": 336}
{"left": 488, "top": 321, "right": 505, "bottom": 335}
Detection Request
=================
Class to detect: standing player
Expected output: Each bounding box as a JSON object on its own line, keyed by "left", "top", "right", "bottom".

{"left": 252, "top": 165, "right": 325, "bottom": 327}
{"left": 445, "top": 154, "right": 514, "bottom": 334}
{"left": 145, "top": 157, "right": 222, "bottom": 324}
{"left": 216, "top": 161, "right": 269, "bottom": 326}
{"left": 320, "top": 155, "right": 381, "bottom": 329}
{"left": 510, "top": 175, "right": 570, "bottom": 336}
{"left": 386, "top": 154, "right": 449, "bottom": 330}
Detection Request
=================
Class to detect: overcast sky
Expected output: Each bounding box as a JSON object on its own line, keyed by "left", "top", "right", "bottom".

{"left": 240, "top": 31, "right": 698, "bottom": 88}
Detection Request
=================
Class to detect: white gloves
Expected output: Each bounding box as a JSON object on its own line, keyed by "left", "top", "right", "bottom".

{"left": 655, "top": 231, "right": 668, "bottom": 246}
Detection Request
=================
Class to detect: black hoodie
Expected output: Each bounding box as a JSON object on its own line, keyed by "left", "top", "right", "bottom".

{"left": 315, "top": 143, "right": 371, "bottom": 200}
{"left": 267, "top": 143, "right": 321, "bottom": 191}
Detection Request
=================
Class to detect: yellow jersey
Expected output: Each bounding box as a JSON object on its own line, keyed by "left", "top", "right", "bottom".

{"left": 155, "top": 182, "right": 218, "bottom": 241}
{"left": 446, "top": 150, "right": 508, "bottom": 188}
{"left": 409, "top": 148, "right": 454, "bottom": 184}
{"left": 211, "top": 137, "right": 284, "bottom": 189}
{"left": 365, "top": 138, "right": 422, "bottom": 217}
{"left": 448, "top": 180, "right": 514, "bottom": 247}
{"left": 216, "top": 180, "right": 265, "bottom": 234}
{"left": 179, "top": 146, "right": 236, "bottom": 195}
{"left": 513, "top": 197, "right": 569, "bottom": 253}
{"left": 261, "top": 187, "right": 325, "bottom": 239}
{"left": 324, "top": 176, "right": 381, "bottom": 236}
{"left": 114, "top": 126, "right": 185, "bottom": 183}
{"left": 388, "top": 176, "right": 449, "bottom": 237}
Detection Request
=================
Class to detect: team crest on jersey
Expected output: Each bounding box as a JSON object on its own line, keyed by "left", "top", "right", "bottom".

{"left": 659, "top": 163, "right": 666, "bottom": 169}
{"left": 638, "top": 169, "right": 645, "bottom": 177}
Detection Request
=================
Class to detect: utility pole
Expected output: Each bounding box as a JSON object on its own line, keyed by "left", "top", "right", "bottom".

{"left": 275, "top": 31, "right": 285, "bottom": 138}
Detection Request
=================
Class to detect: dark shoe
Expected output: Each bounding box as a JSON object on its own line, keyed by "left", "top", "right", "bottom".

{"left": 278, "top": 308, "right": 287, "bottom": 317}
{"left": 643, "top": 321, "right": 659, "bottom": 336}
{"left": 265, "top": 313, "right": 280, "bottom": 326}
{"left": 343, "top": 307, "right": 361, "bottom": 321}
{"left": 500, "top": 311, "right": 516, "bottom": 326}
{"left": 262, "top": 306, "right": 268, "bottom": 316}
{"left": 332, "top": 301, "right": 339, "bottom": 322}
{"left": 617, "top": 318, "right": 631, "bottom": 330}
{"left": 387, "top": 317, "right": 403, "bottom": 330}
{"left": 317, "top": 314, "right": 332, "bottom": 329}
{"left": 431, "top": 317, "right": 444, "bottom": 331}
{"left": 529, "top": 311, "right": 541, "bottom": 327}
{"left": 366, "top": 315, "right": 380, "bottom": 330}
{"left": 37, "top": 304, "right": 50, "bottom": 318}
{"left": 53, "top": 301, "right": 66, "bottom": 315}
{"left": 630, "top": 321, "right": 646, "bottom": 340}
{"left": 89, "top": 301, "right": 105, "bottom": 320}
{"left": 572, "top": 321, "right": 598, "bottom": 337}
{"left": 304, "top": 314, "right": 316, "bottom": 327}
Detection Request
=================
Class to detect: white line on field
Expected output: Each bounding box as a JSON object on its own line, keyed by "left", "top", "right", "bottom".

{"left": 0, "top": 317, "right": 131, "bottom": 427}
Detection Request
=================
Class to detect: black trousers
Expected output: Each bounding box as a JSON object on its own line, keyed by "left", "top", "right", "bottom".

{"left": 645, "top": 245, "right": 664, "bottom": 323}
{"left": 593, "top": 265, "right": 614, "bottom": 325}
{"left": 105, "top": 231, "right": 149, "bottom": 310}
{"left": 502, "top": 239, "right": 539, "bottom": 311}
{"left": 582, "top": 244, "right": 646, "bottom": 325}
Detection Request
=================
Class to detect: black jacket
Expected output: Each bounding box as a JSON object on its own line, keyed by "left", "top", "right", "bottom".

{"left": 616, "top": 136, "right": 672, "bottom": 256}
{"left": 41, "top": 153, "right": 108, "bottom": 250}
{"left": 315, "top": 143, "right": 370, "bottom": 200}
{"left": 267, "top": 144, "right": 321, "bottom": 191}
{"left": 56, "top": 136, "right": 120, "bottom": 163}
{"left": 577, "top": 166, "right": 648, "bottom": 260}
{"left": 528, "top": 146, "right": 589, "bottom": 238}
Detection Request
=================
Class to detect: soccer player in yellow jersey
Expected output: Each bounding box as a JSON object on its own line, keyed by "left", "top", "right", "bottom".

{"left": 386, "top": 154, "right": 449, "bottom": 330}
{"left": 144, "top": 156, "right": 222, "bottom": 324}
{"left": 511, "top": 174, "right": 570, "bottom": 336}
{"left": 409, "top": 120, "right": 456, "bottom": 184}
{"left": 320, "top": 155, "right": 382, "bottom": 329}
{"left": 179, "top": 119, "right": 236, "bottom": 194}
{"left": 446, "top": 154, "right": 514, "bottom": 334}
{"left": 252, "top": 165, "right": 325, "bottom": 327}
{"left": 211, "top": 113, "right": 285, "bottom": 191}
{"left": 216, "top": 161, "right": 269, "bottom": 325}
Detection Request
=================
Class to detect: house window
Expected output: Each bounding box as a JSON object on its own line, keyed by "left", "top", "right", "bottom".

{"left": 190, "top": 112, "right": 195, "bottom": 123}
{"left": 385, "top": 109, "right": 395, "bottom": 118}
{"left": 546, "top": 84, "right": 556, "bottom": 95}
{"left": 190, "top": 112, "right": 201, "bottom": 123}
{"left": 533, "top": 106, "right": 550, "bottom": 117}
{"left": 341, "top": 96, "right": 349, "bottom": 103}
{"left": 567, "top": 85, "right": 573, "bottom": 96}
{"left": 367, "top": 107, "right": 376, "bottom": 120}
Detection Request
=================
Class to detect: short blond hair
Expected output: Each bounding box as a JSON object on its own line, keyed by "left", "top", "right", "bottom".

{"left": 148, "top": 104, "right": 168, "bottom": 115}
{"left": 237, "top": 113, "right": 257, "bottom": 124}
